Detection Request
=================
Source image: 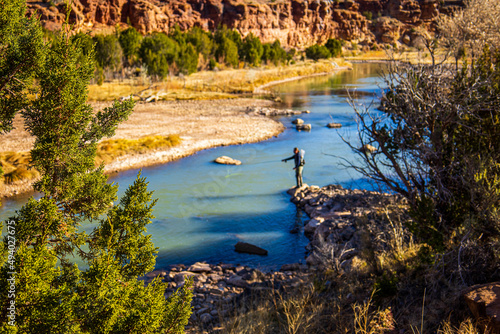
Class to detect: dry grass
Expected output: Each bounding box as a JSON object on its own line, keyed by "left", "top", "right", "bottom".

{"left": 88, "top": 59, "right": 350, "bottom": 101}
{"left": 96, "top": 135, "right": 182, "bottom": 165}
{"left": 214, "top": 203, "right": 498, "bottom": 334}
{"left": 0, "top": 152, "right": 38, "bottom": 185}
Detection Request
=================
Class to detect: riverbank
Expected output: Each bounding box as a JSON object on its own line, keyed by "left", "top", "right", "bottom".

{"left": 0, "top": 99, "right": 286, "bottom": 198}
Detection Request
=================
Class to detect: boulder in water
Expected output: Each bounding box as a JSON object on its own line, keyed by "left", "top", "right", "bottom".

{"left": 296, "top": 124, "right": 312, "bottom": 131}
{"left": 234, "top": 242, "right": 268, "bottom": 256}
{"left": 214, "top": 156, "right": 241, "bottom": 165}
{"left": 292, "top": 118, "right": 304, "bottom": 125}
{"left": 327, "top": 122, "right": 342, "bottom": 128}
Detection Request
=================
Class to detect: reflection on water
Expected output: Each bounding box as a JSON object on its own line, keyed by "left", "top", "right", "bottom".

{"left": 0, "top": 63, "right": 385, "bottom": 270}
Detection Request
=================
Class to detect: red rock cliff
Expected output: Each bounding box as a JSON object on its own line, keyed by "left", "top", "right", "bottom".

{"left": 27, "top": 0, "right": 453, "bottom": 48}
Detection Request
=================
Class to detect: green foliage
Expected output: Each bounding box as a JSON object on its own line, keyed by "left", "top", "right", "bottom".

{"left": 94, "top": 34, "right": 123, "bottom": 71}
{"left": 0, "top": 3, "right": 193, "bottom": 331}
{"left": 325, "top": 38, "right": 343, "bottom": 58}
{"left": 305, "top": 44, "right": 331, "bottom": 61}
{"left": 119, "top": 27, "right": 143, "bottom": 66}
{"left": 187, "top": 26, "right": 214, "bottom": 59}
{"left": 214, "top": 35, "right": 239, "bottom": 67}
{"left": 177, "top": 43, "right": 199, "bottom": 75}
{"left": 139, "top": 33, "right": 179, "bottom": 79}
{"left": 242, "top": 33, "right": 264, "bottom": 66}
{"left": 262, "top": 40, "right": 287, "bottom": 65}
{"left": 362, "top": 11, "right": 373, "bottom": 20}
{"left": 0, "top": 0, "right": 46, "bottom": 134}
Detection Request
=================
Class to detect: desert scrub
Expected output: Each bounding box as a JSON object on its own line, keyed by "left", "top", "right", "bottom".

{"left": 96, "top": 134, "right": 182, "bottom": 165}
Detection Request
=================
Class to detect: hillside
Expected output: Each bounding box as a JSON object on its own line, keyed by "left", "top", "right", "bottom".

{"left": 28, "top": 0, "right": 464, "bottom": 48}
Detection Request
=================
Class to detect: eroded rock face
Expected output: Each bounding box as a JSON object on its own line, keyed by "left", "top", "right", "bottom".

{"left": 26, "top": 0, "right": 445, "bottom": 47}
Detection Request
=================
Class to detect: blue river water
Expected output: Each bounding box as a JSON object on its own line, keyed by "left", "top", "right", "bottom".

{"left": 0, "top": 63, "right": 384, "bottom": 270}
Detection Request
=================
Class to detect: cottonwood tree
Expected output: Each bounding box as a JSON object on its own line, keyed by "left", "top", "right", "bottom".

{"left": 0, "top": 2, "right": 192, "bottom": 332}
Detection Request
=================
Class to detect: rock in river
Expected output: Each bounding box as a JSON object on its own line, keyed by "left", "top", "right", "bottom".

{"left": 214, "top": 156, "right": 241, "bottom": 165}
{"left": 234, "top": 242, "right": 268, "bottom": 256}
{"left": 296, "top": 124, "right": 312, "bottom": 131}
{"left": 292, "top": 118, "right": 304, "bottom": 125}
{"left": 327, "top": 122, "right": 342, "bottom": 128}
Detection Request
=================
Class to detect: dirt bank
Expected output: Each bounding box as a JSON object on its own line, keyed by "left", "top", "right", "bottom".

{"left": 0, "top": 98, "right": 284, "bottom": 198}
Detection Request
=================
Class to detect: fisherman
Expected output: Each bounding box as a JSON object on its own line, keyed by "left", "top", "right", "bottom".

{"left": 282, "top": 147, "right": 305, "bottom": 187}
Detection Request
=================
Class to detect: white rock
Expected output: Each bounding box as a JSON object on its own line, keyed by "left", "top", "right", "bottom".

{"left": 214, "top": 156, "right": 242, "bottom": 165}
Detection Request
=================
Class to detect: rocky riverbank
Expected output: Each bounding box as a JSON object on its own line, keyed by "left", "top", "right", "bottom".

{"left": 287, "top": 184, "right": 404, "bottom": 269}
{"left": 144, "top": 261, "right": 311, "bottom": 332}
{"left": 140, "top": 183, "right": 405, "bottom": 332}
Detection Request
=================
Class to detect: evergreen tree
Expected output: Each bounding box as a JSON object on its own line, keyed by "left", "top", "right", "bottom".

{"left": 325, "top": 38, "right": 343, "bottom": 57}
{"left": 94, "top": 33, "right": 123, "bottom": 71}
{"left": 177, "top": 43, "right": 199, "bottom": 75}
{"left": 242, "top": 33, "right": 264, "bottom": 66}
{"left": 140, "top": 33, "right": 179, "bottom": 79}
{"left": 119, "top": 27, "right": 143, "bottom": 66}
{"left": 0, "top": 3, "right": 193, "bottom": 332}
{"left": 305, "top": 44, "right": 331, "bottom": 61}
{"left": 0, "top": 0, "right": 45, "bottom": 134}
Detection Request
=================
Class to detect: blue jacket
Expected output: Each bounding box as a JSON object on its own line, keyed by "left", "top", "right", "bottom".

{"left": 283, "top": 150, "right": 304, "bottom": 169}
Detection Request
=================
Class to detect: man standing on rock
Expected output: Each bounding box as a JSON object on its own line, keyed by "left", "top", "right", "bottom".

{"left": 282, "top": 147, "right": 305, "bottom": 187}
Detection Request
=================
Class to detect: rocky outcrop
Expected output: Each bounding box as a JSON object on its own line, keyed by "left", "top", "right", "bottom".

{"left": 27, "top": 0, "right": 450, "bottom": 48}
{"left": 327, "top": 122, "right": 342, "bottom": 128}
{"left": 296, "top": 123, "right": 311, "bottom": 131}
{"left": 464, "top": 282, "right": 500, "bottom": 334}
{"left": 287, "top": 184, "right": 403, "bottom": 268}
{"left": 143, "top": 261, "right": 310, "bottom": 331}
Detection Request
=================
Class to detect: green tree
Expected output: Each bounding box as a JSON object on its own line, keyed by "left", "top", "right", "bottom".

{"left": 187, "top": 26, "right": 214, "bottom": 60}
{"left": 94, "top": 33, "right": 123, "bottom": 71}
{"left": 305, "top": 44, "right": 331, "bottom": 61}
{"left": 119, "top": 27, "right": 143, "bottom": 66}
{"left": 0, "top": 0, "right": 46, "bottom": 200}
{"left": 0, "top": 4, "right": 193, "bottom": 332}
{"left": 140, "top": 33, "right": 179, "bottom": 79}
{"left": 214, "top": 36, "right": 239, "bottom": 68}
{"left": 262, "top": 40, "right": 287, "bottom": 65}
{"left": 242, "top": 33, "right": 264, "bottom": 66}
{"left": 177, "top": 43, "right": 199, "bottom": 75}
{"left": 0, "top": 0, "right": 45, "bottom": 134}
{"left": 325, "top": 38, "right": 343, "bottom": 57}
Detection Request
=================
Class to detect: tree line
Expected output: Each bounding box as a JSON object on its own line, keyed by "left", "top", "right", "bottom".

{"left": 69, "top": 26, "right": 344, "bottom": 82}
{"left": 71, "top": 26, "right": 293, "bottom": 81}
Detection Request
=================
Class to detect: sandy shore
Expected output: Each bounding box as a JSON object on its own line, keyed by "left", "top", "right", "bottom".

{"left": 0, "top": 98, "right": 284, "bottom": 198}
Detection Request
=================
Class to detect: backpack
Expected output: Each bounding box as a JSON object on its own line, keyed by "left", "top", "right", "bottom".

{"left": 299, "top": 149, "right": 305, "bottom": 166}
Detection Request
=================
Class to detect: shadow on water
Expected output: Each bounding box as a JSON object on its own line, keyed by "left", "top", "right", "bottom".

{"left": 153, "top": 207, "right": 310, "bottom": 270}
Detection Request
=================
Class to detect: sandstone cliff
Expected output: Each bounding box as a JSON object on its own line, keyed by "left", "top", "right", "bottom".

{"left": 27, "top": 0, "right": 463, "bottom": 48}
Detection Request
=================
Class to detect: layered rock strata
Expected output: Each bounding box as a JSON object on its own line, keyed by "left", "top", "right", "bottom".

{"left": 27, "top": 0, "right": 459, "bottom": 47}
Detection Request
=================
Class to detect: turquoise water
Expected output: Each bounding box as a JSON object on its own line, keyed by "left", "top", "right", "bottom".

{"left": 0, "top": 63, "right": 384, "bottom": 270}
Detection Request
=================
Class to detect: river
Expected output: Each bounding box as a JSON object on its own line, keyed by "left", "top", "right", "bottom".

{"left": 0, "top": 63, "right": 384, "bottom": 270}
